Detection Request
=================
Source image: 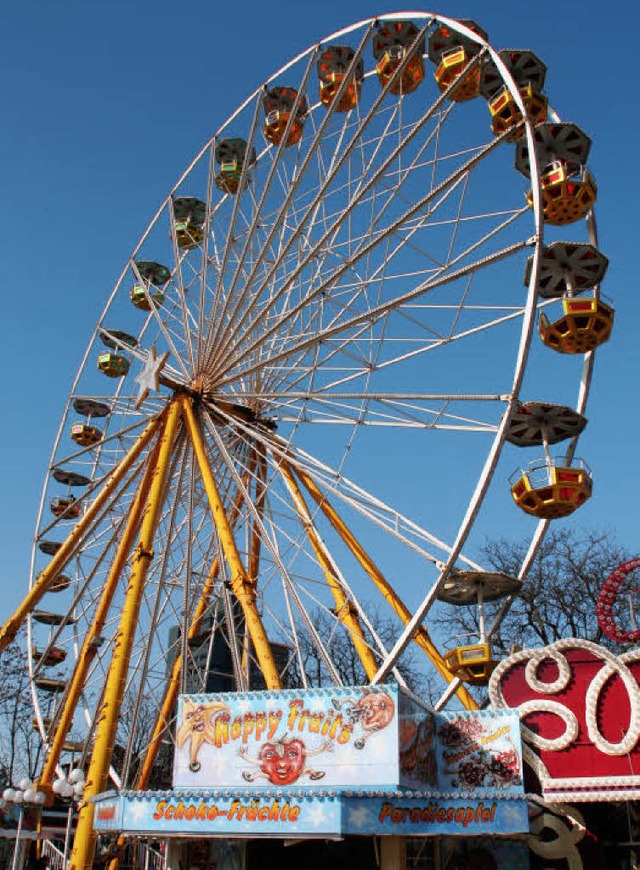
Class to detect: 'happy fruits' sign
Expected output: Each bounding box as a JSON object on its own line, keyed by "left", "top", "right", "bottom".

{"left": 173, "top": 686, "right": 523, "bottom": 796}
{"left": 173, "top": 685, "right": 411, "bottom": 790}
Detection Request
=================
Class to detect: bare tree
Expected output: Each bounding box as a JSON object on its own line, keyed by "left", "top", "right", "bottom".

{"left": 434, "top": 527, "right": 630, "bottom": 657}
{"left": 114, "top": 690, "right": 174, "bottom": 790}
{"left": 290, "top": 607, "right": 437, "bottom": 701}
{"left": 0, "top": 639, "right": 42, "bottom": 787}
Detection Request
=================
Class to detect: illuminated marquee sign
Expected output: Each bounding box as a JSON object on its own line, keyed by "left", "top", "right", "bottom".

{"left": 490, "top": 638, "right": 640, "bottom": 801}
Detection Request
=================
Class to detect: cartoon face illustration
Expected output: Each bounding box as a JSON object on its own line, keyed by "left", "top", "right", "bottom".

{"left": 456, "top": 756, "right": 486, "bottom": 789}
{"left": 359, "top": 692, "right": 395, "bottom": 731}
{"left": 239, "top": 737, "right": 332, "bottom": 784}
{"left": 332, "top": 689, "right": 395, "bottom": 749}
{"left": 176, "top": 699, "right": 229, "bottom": 772}
{"left": 259, "top": 739, "right": 305, "bottom": 784}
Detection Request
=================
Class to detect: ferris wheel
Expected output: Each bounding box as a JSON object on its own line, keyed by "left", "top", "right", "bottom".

{"left": 0, "top": 12, "right": 610, "bottom": 867}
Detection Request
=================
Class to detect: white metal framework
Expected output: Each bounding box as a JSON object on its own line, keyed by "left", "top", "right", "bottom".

{"left": 22, "top": 13, "right": 601, "bottom": 794}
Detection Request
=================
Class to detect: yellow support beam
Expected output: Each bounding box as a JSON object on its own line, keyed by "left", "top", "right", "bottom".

{"left": 68, "top": 400, "right": 182, "bottom": 870}
{"left": 288, "top": 461, "right": 478, "bottom": 710}
{"left": 38, "top": 430, "right": 164, "bottom": 799}
{"left": 278, "top": 461, "right": 380, "bottom": 681}
{"left": 181, "top": 395, "right": 282, "bottom": 690}
{"left": 106, "top": 479, "right": 251, "bottom": 870}
{"left": 248, "top": 446, "right": 266, "bottom": 583}
{"left": 0, "top": 416, "right": 162, "bottom": 656}
{"left": 243, "top": 447, "right": 264, "bottom": 676}
{"left": 105, "top": 557, "right": 222, "bottom": 870}
{"left": 133, "top": 474, "right": 248, "bottom": 791}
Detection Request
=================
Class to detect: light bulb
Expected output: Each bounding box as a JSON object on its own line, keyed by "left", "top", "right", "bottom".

{"left": 23, "top": 789, "right": 36, "bottom": 803}
{"left": 69, "top": 769, "right": 85, "bottom": 785}
{"left": 33, "top": 792, "right": 45, "bottom": 805}
{"left": 3, "top": 789, "right": 15, "bottom": 802}
{"left": 13, "top": 791, "right": 24, "bottom": 804}
{"left": 18, "top": 778, "right": 33, "bottom": 792}
{"left": 52, "top": 779, "right": 67, "bottom": 795}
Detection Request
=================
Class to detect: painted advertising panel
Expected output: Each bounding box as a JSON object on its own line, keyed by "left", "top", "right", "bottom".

{"left": 92, "top": 792, "right": 529, "bottom": 838}
{"left": 173, "top": 685, "right": 402, "bottom": 789}
{"left": 173, "top": 687, "right": 524, "bottom": 796}
{"left": 342, "top": 794, "right": 529, "bottom": 837}
{"left": 435, "top": 710, "right": 524, "bottom": 795}
{"left": 92, "top": 796, "right": 122, "bottom": 832}
{"left": 398, "top": 692, "right": 438, "bottom": 790}
{"left": 107, "top": 793, "right": 343, "bottom": 838}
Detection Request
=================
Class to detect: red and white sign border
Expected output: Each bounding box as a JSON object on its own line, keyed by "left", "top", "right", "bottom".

{"left": 489, "top": 637, "right": 640, "bottom": 802}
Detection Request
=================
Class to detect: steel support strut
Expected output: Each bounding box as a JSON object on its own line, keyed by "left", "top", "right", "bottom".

{"left": 68, "top": 400, "right": 182, "bottom": 870}
{"left": 37, "top": 431, "right": 165, "bottom": 800}
{"left": 105, "top": 557, "right": 223, "bottom": 870}
{"left": 278, "top": 461, "right": 380, "bottom": 681}
{"left": 288, "top": 461, "right": 478, "bottom": 710}
{"left": 181, "top": 395, "right": 281, "bottom": 689}
{"left": 0, "top": 417, "right": 162, "bottom": 656}
{"left": 133, "top": 473, "right": 249, "bottom": 791}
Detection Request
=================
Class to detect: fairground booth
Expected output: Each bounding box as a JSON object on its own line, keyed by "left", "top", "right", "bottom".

{"left": 93, "top": 683, "right": 530, "bottom": 869}
{"left": 90, "top": 639, "right": 640, "bottom": 869}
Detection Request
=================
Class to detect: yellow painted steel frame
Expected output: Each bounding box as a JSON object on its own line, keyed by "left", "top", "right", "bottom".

{"left": 0, "top": 416, "right": 162, "bottom": 656}
{"left": 106, "top": 481, "right": 251, "bottom": 870}
{"left": 134, "top": 474, "right": 249, "bottom": 791}
{"left": 38, "top": 430, "right": 165, "bottom": 799}
{"left": 105, "top": 555, "right": 223, "bottom": 870}
{"left": 287, "top": 460, "right": 478, "bottom": 711}
{"left": 181, "top": 395, "right": 282, "bottom": 690}
{"left": 243, "top": 447, "right": 265, "bottom": 674}
{"left": 248, "top": 446, "right": 266, "bottom": 583}
{"left": 278, "top": 461, "right": 379, "bottom": 681}
{"left": 68, "top": 400, "right": 182, "bottom": 870}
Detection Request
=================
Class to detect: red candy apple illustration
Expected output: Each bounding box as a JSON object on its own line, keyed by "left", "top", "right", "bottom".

{"left": 238, "top": 737, "right": 332, "bottom": 784}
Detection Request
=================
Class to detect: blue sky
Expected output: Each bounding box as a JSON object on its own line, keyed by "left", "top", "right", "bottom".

{"left": 1, "top": 0, "right": 638, "bottom": 625}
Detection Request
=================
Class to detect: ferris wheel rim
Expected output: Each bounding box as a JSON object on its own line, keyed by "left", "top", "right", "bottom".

{"left": 20, "top": 12, "right": 603, "bottom": 782}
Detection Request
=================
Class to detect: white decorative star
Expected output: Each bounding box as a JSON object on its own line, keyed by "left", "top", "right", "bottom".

{"left": 127, "top": 800, "right": 148, "bottom": 822}
{"left": 347, "top": 805, "right": 370, "bottom": 829}
{"left": 307, "top": 804, "right": 329, "bottom": 827}
{"left": 135, "top": 347, "right": 170, "bottom": 408}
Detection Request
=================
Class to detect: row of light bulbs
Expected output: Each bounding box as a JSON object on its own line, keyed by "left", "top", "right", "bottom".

{"left": 1, "top": 769, "right": 85, "bottom": 806}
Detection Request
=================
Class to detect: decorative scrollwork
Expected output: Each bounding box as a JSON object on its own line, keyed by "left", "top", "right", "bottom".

{"left": 490, "top": 638, "right": 640, "bottom": 756}
{"left": 529, "top": 802, "right": 586, "bottom": 870}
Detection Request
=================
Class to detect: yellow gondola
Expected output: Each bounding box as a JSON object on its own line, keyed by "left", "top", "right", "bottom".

{"left": 70, "top": 423, "right": 103, "bottom": 447}
{"left": 444, "top": 643, "right": 496, "bottom": 686}
{"left": 526, "top": 160, "right": 597, "bottom": 225}
{"left": 510, "top": 459, "right": 592, "bottom": 519}
{"left": 97, "top": 353, "right": 130, "bottom": 378}
{"left": 539, "top": 295, "right": 613, "bottom": 353}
